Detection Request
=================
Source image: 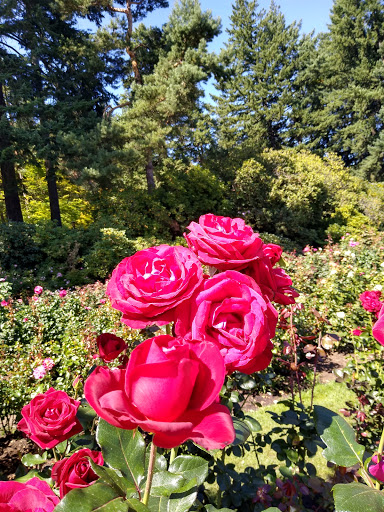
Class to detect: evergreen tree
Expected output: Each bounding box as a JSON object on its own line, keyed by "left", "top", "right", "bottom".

{"left": 312, "top": 0, "right": 384, "bottom": 178}
{"left": 214, "top": 0, "right": 303, "bottom": 160}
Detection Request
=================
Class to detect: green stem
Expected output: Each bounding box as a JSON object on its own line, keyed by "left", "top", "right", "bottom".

{"left": 143, "top": 442, "right": 157, "bottom": 506}
{"left": 170, "top": 447, "right": 177, "bottom": 465}
{"left": 217, "top": 449, "right": 226, "bottom": 508}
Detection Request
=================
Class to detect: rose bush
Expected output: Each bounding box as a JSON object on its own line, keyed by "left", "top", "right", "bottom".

{"left": 184, "top": 214, "right": 263, "bottom": 270}
{"left": 175, "top": 270, "right": 278, "bottom": 374}
{"left": 0, "top": 478, "right": 59, "bottom": 512}
{"left": 52, "top": 448, "right": 104, "bottom": 498}
{"left": 17, "top": 388, "right": 83, "bottom": 449}
{"left": 106, "top": 244, "right": 204, "bottom": 328}
{"left": 84, "top": 334, "right": 235, "bottom": 449}
{"left": 96, "top": 333, "right": 127, "bottom": 362}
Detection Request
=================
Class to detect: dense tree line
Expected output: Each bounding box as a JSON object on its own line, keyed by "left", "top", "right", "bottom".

{"left": 1, "top": 0, "right": 383, "bottom": 242}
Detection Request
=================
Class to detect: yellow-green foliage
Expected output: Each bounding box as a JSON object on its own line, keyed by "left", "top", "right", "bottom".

{"left": 20, "top": 163, "right": 93, "bottom": 228}
{"left": 235, "top": 149, "right": 383, "bottom": 243}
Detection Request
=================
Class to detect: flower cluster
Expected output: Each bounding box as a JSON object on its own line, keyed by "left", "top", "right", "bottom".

{"left": 359, "top": 290, "right": 383, "bottom": 316}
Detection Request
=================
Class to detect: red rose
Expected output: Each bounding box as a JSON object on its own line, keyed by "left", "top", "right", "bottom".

{"left": 262, "top": 243, "right": 283, "bottom": 266}
{"left": 17, "top": 388, "right": 82, "bottom": 449}
{"left": 106, "top": 245, "right": 204, "bottom": 329}
{"left": 184, "top": 214, "right": 263, "bottom": 270}
{"left": 52, "top": 448, "right": 104, "bottom": 498}
{"left": 96, "top": 333, "right": 127, "bottom": 362}
{"left": 359, "top": 290, "right": 383, "bottom": 314}
{"left": 84, "top": 335, "right": 235, "bottom": 450}
{"left": 0, "top": 477, "right": 59, "bottom": 512}
{"left": 245, "top": 257, "right": 299, "bottom": 305}
{"left": 373, "top": 304, "right": 384, "bottom": 346}
{"left": 175, "top": 271, "right": 277, "bottom": 374}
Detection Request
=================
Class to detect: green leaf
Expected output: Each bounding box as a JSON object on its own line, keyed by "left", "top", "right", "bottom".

{"left": 168, "top": 455, "right": 208, "bottom": 486}
{"left": 125, "top": 499, "right": 151, "bottom": 512}
{"left": 167, "top": 478, "right": 198, "bottom": 512}
{"left": 231, "top": 417, "right": 251, "bottom": 446}
{"left": 97, "top": 420, "right": 146, "bottom": 492}
{"left": 243, "top": 415, "right": 261, "bottom": 433}
{"left": 150, "top": 471, "right": 186, "bottom": 497}
{"left": 314, "top": 406, "right": 365, "bottom": 467}
{"left": 89, "top": 460, "right": 136, "bottom": 497}
{"left": 77, "top": 400, "right": 97, "bottom": 431}
{"left": 21, "top": 452, "right": 48, "bottom": 466}
{"left": 54, "top": 482, "right": 130, "bottom": 511}
{"left": 333, "top": 483, "right": 384, "bottom": 512}
{"left": 263, "top": 509, "right": 282, "bottom": 512}
{"left": 204, "top": 506, "right": 233, "bottom": 512}
{"left": 15, "top": 470, "right": 50, "bottom": 482}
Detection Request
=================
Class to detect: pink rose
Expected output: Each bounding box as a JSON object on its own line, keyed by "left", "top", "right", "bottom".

{"left": 59, "top": 289, "right": 67, "bottom": 298}
{"left": 84, "top": 335, "right": 235, "bottom": 450}
{"left": 359, "top": 290, "right": 383, "bottom": 314}
{"left": 34, "top": 286, "right": 43, "bottom": 295}
{"left": 96, "top": 333, "right": 127, "bottom": 362}
{"left": 245, "top": 257, "right": 299, "bottom": 305}
{"left": 42, "top": 358, "right": 55, "bottom": 370}
{"left": 352, "top": 329, "right": 362, "bottom": 336}
{"left": 262, "top": 243, "right": 283, "bottom": 266}
{"left": 1, "top": 300, "right": 8, "bottom": 307}
{"left": 0, "top": 477, "right": 59, "bottom": 512}
{"left": 175, "top": 271, "right": 277, "bottom": 374}
{"left": 369, "top": 455, "right": 384, "bottom": 482}
{"left": 33, "top": 365, "right": 47, "bottom": 379}
{"left": 106, "top": 245, "right": 204, "bottom": 329}
{"left": 184, "top": 214, "right": 263, "bottom": 270}
{"left": 17, "top": 388, "right": 82, "bottom": 449}
{"left": 373, "top": 304, "right": 384, "bottom": 346}
{"left": 52, "top": 448, "right": 104, "bottom": 498}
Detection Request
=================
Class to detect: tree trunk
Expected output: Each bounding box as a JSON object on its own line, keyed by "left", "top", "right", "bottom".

{"left": 145, "top": 156, "right": 156, "bottom": 193}
{"left": 45, "top": 160, "right": 62, "bottom": 226}
{"left": 0, "top": 82, "right": 24, "bottom": 222}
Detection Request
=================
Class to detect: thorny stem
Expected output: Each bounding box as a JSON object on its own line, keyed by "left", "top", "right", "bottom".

{"left": 143, "top": 442, "right": 157, "bottom": 506}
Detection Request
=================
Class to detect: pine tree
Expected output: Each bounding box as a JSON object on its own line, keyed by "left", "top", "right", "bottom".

{"left": 214, "top": 0, "right": 303, "bottom": 160}
{"left": 312, "top": 0, "right": 384, "bottom": 178}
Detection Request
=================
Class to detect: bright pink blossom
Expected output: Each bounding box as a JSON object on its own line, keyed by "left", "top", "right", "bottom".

{"left": 352, "top": 329, "right": 362, "bottom": 336}
{"left": 369, "top": 455, "right": 384, "bottom": 482}
{"left": 107, "top": 245, "right": 204, "bottom": 329}
{"left": 175, "top": 271, "right": 277, "bottom": 374}
{"left": 349, "top": 241, "right": 359, "bottom": 247}
{"left": 373, "top": 304, "right": 384, "bottom": 346}
{"left": 262, "top": 243, "right": 283, "bottom": 266}
{"left": 0, "top": 477, "right": 59, "bottom": 512}
{"left": 59, "top": 289, "right": 67, "bottom": 298}
{"left": 184, "top": 214, "right": 263, "bottom": 271}
{"left": 96, "top": 333, "right": 127, "bottom": 362}
{"left": 17, "top": 388, "right": 82, "bottom": 449}
{"left": 34, "top": 286, "right": 43, "bottom": 295}
{"left": 359, "top": 290, "right": 383, "bottom": 314}
{"left": 85, "top": 335, "right": 235, "bottom": 450}
{"left": 1, "top": 300, "right": 8, "bottom": 307}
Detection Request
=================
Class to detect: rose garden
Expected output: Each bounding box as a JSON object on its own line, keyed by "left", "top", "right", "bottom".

{"left": 1, "top": 214, "right": 384, "bottom": 512}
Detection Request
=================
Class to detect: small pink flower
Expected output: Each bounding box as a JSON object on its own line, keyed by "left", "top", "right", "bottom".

{"left": 33, "top": 365, "right": 47, "bottom": 379}
{"left": 356, "top": 410, "right": 366, "bottom": 422}
{"left": 43, "top": 358, "right": 55, "bottom": 370}
{"left": 23, "top": 317, "right": 28, "bottom": 322}
{"left": 18, "top": 298, "right": 23, "bottom": 303}
{"left": 352, "top": 329, "right": 362, "bottom": 336}
{"left": 302, "top": 245, "right": 311, "bottom": 253}
{"left": 33, "top": 296, "right": 39, "bottom": 301}
{"left": 99, "top": 299, "right": 106, "bottom": 304}
{"left": 34, "top": 285, "right": 43, "bottom": 295}
{"left": 349, "top": 241, "right": 359, "bottom": 247}
{"left": 84, "top": 306, "right": 91, "bottom": 310}
{"left": 1, "top": 300, "right": 8, "bottom": 307}
{"left": 59, "top": 289, "right": 67, "bottom": 298}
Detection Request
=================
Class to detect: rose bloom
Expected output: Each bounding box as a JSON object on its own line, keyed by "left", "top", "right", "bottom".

{"left": 1, "top": 300, "right": 8, "bottom": 307}
{"left": 59, "top": 289, "right": 67, "bottom": 298}
{"left": 175, "top": 270, "right": 277, "bottom": 374}
{"left": 85, "top": 335, "right": 235, "bottom": 450}
{"left": 17, "top": 388, "right": 83, "bottom": 449}
{"left": 0, "top": 477, "right": 59, "bottom": 512}
{"left": 262, "top": 243, "right": 283, "bottom": 266}
{"left": 369, "top": 455, "right": 384, "bottom": 482}
{"left": 33, "top": 365, "right": 47, "bottom": 379}
{"left": 43, "top": 358, "right": 55, "bottom": 370}
{"left": 373, "top": 304, "right": 384, "bottom": 346}
{"left": 106, "top": 245, "right": 204, "bottom": 329}
{"left": 184, "top": 214, "right": 263, "bottom": 271}
{"left": 359, "top": 290, "right": 383, "bottom": 314}
{"left": 96, "top": 333, "right": 127, "bottom": 363}
{"left": 34, "top": 285, "right": 43, "bottom": 295}
{"left": 245, "top": 256, "right": 299, "bottom": 305}
{"left": 52, "top": 448, "right": 104, "bottom": 498}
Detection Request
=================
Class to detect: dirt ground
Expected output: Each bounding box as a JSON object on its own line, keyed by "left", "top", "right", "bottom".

{"left": 0, "top": 351, "right": 349, "bottom": 480}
